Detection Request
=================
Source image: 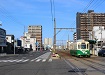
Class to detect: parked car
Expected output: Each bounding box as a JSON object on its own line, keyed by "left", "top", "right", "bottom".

{"left": 98, "top": 48, "right": 105, "bottom": 57}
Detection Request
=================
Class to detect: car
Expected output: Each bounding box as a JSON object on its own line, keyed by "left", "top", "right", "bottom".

{"left": 98, "top": 48, "right": 105, "bottom": 57}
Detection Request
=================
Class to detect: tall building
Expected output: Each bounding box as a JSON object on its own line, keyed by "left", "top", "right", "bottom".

{"left": 28, "top": 25, "right": 42, "bottom": 48}
{"left": 44, "top": 38, "right": 52, "bottom": 50}
{"left": 44, "top": 38, "right": 52, "bottom": 46}
{"left": 76, "top": 10, "right": 105, "bottom": 40}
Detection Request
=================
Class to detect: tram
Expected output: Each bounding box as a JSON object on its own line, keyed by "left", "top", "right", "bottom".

{"left": 70, "top": 39, "right": 90, "bottom": 57}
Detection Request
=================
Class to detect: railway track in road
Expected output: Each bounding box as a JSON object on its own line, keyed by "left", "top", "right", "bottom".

{"left": 63, "top": 58, "right": 88, "bottom": 75}
{"left": 58, "top": 50, "right": 88, "bottom": 75}
{"left": 58, "top": 50, "right": 105, "bottom": 75}
{"left": 72, "top": 57, "right": 105, "bottom": 74}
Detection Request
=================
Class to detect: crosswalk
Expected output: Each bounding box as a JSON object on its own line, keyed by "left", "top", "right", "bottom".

{"left": 0, "top": 52, "right": 52, "bottom": 63}
{"left": 0, "top": 58, "right": 52, "bottom": 63}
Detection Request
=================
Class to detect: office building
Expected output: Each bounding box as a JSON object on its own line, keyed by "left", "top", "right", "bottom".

{"left": 28, "top": 25, "right": 42, "bottom": 49}
{"left": 0, "top": 28, "right": 6, "bottom": 53}
{"left": 76, "top": 10, "right": 105, "bottom": 40}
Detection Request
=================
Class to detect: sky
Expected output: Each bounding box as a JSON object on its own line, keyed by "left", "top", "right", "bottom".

{"left": 0, "top": 0, "right": 105, "bottom": 43}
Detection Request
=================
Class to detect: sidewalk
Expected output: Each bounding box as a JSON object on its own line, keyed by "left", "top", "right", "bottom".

{"left": 0, "top": 53, "right": 7, "bottom": 56}
{"left": 90, "top": 55, "right": 98, "bottom": 57}
{"left": 0, "top": 53, "right": 19, "bottom": 58}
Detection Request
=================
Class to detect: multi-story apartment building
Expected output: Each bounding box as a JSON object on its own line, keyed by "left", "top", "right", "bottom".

{"left": 28, "top": 25, "right": 42, "bottom": 48}
{"left": 76, "top": 10, "right": 105, "bottom": 40}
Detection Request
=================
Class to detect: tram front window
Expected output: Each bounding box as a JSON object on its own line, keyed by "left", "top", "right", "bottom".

{"left": 81, "top": 43, "right": 86, "bottom": 49}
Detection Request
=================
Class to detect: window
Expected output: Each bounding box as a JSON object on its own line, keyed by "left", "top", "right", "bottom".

{"left": 81, "top": 43, "right": 86, "bottom": 49}
{"left": 87, "top": 44, "right": 89, "bottom": 49}
{"left": 78, "top": 44, "right": 80, "bottom": 49}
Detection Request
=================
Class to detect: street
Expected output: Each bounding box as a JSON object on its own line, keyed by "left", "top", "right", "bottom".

{"left": 0, "top": 50, "right": 105, "bottom": 75}
{"left": 0, "top": 51, "right": 75, "bottom": 75}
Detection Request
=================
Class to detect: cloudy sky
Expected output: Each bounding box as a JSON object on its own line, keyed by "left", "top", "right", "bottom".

{"left": 0, "top": 0, "right": 105, "bottom": 42}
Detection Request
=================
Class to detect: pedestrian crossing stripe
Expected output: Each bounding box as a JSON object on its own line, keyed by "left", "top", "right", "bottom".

{"left": 48, "top": 59, "right": 52, "bottom": 62}
{"left": 36, "top": 59, "right": 41, "bottom": 62}
{"left": 0, "top": 58, "right": 52, "bottom": 63}
{"left": 22, "top": 59, "right": 29, "bottom": 62}
{"left": 42, "top": 59, "right": 46, "bottom": 62}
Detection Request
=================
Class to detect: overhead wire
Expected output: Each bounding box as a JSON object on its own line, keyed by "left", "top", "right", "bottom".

{"left": 82, "top": 0, "right": 94, "bottom": 12}
{"left": 91, "top": 0, "right": 105, "bottom": 10}
{"left": 0, "top": 4, "right": 25, "bottom": 28}
{"left": 50, "top": 0, "right": 53, "bottom": 21}
{"left": 52, "top": 0, "right": 55, "bottom": 18}
{"left": 60, "top": 0, "right": 95, "bottom": 40}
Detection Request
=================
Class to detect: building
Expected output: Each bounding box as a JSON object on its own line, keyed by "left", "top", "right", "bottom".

{"left": 6, "top": 35, "right": 14, "bottom": 54}
{"left": 89, "top": 26, "right": 105, "bottom": 41}
{"left": 44, "top": 38, "right": 52, "bottom": 50}
{"left": 20, "top": 32, "right": 36, "bottom": 51}
{"left": 6, "top": 35, "right": 14, "bottom": 43}
{"left": 28, "top": 25, "right": 42, "bottom": 49}
{"left": 0, "top": 28, "right": 6, "bottom": 53}
{"left": 89, "top": 26, "right": 105, "bottom": 56}
{"left": 76, "top": 10, "right": 105, "bottom": 40}
{"left": 73, "top": 32, "right": 77, "bottom": 42}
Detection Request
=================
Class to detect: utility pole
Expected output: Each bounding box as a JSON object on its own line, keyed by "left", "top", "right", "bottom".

{"left": 101, "top": 17, "right": 103, "bottom": 48}
{"left": 53, "top": 18, "right": 56, "bottom": 52}
{"left": 67, "top": 34, "right": 69, "bottom": 50}
{"left": 90, "top": 12, "right": 95, "bottom": 55}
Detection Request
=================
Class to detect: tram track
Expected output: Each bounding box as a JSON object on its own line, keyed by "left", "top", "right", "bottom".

{"left": 58, "top": 50, "right": 88, "bottom": 75}
{"left": 63, "top": 58, "right": 88, "bottom": 75}
{"left": 58, "top": 50, "right": 105, "bottom": 75}
{"left": 72, "top": 57, "right": 105, "bottom": 74}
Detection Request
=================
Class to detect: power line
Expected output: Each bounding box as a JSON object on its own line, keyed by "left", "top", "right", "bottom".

{"left": 82, "top": 0, "right": 94, "bottom": 12}
{"left": 52, "top": 0, "right": 55, "bottom": 18}
{"left": 92, "top": 0, "right": 105, "bottom": 10}
{"left": 50, "top": 0, "right": 53, "bottom": 21}
{"left": 0, "top": 5, "right": 25, "bottom": 27}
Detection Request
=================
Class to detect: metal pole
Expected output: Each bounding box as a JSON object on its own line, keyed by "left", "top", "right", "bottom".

{"left": 101, "top": 29, "right": 102, "bottom": 47}
{"left": 53, "top": 18, "right": 56, "bottom": 52}
{"left": 14, "top": 40, "right": 15, "bottom": 55}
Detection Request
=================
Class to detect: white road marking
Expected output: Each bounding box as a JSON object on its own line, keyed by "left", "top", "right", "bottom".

{"left": 42, "top": 59, "right": 46, "bottom": 62}
{"left": 8, "top": 60, "right": 17, "bottom": 62}
{"left": 48, "top": 58, "right": 52, "bottom": 62}
{"left": 36, "top": 59, "right": 41, "bottom": 62}
{"left": 2, "top": 60, "right": 8, "bottom": 62}
{"left": 16, "top": 59, "right": 23, "bottom": 62}
{"left": 22, "top": 57, "right": 26, "bottom": 59}
{"left": 22, "top": 59, "right": 29, "bottom": 62}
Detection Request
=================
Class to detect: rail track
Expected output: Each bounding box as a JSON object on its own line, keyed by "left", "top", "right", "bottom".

{"left": 58, "top": 50, "right": 105, "bottom": 75}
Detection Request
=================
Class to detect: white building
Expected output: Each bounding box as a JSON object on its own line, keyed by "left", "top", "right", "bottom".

{"left": 44, "top": 38, "right": 52, "bottom": 50}
{"left": 89, "top": 26, "right": 105, "bottom": 41}
{"left": 89, "top": 26, "right": 105, "bottom": 56}
{"left": 20, "top": 32, "right": 36, "bottom": 51}
{"left": 6, "top": 35, "right": 14, "bottom": 43}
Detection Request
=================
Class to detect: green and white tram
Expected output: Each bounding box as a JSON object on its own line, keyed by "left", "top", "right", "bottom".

{"left": 70, "top": 39, "right": 90, "bottom": 57}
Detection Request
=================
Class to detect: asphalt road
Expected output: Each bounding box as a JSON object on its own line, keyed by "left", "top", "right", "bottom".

{"left": 0, "top": 50, "right": 76, "bottom": 75}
